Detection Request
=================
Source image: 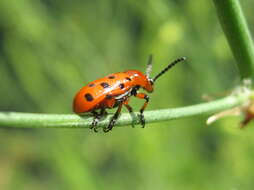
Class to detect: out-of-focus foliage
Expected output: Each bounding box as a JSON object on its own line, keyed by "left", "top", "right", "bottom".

{"left": 1, "top": 0, "right": 254, "bottom": 189}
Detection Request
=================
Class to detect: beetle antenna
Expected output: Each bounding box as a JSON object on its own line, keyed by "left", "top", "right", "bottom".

{"left": 153, "top": 57, "right": 186, "bottom": 82}
{"left": 146, "top": 54, "right": 153, "bottom": 78}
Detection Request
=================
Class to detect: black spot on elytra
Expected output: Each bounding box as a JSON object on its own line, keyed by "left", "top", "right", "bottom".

{"left": 119, "top": 83, "right": 124, "bottom": 89}
{"left": 84, "top": 93, "right": 93, "bottom": 101}
{"left": 106, "top": 94, "right": 113, "bottom": 99}
{"left": 126, "top": 77, "right": 131, "bottom": 81}
{"left": 88, "top": 83, "right": 95, "bottom": 87}
{"left": 100, "top": 82, "right": 110, "bottom": 88}
{"left": 108, "top": 75, "right": 115, "bottom": 79}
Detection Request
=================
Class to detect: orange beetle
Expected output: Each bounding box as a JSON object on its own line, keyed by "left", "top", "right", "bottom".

{"left": 73, "top": 55, "right": 186, "bottom": 132}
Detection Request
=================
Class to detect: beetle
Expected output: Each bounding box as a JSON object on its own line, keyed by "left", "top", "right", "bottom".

{"left": 73, "top": 55, "right": 186, "bottom": 132}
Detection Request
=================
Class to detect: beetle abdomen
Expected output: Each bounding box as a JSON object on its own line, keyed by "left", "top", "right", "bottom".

{"left": 73, "top": 72, "right": 133, "bottom": 113}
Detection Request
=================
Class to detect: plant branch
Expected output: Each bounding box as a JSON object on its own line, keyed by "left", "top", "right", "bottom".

{"left": 0, "top": 90, "right": 251, "bottom": 129}
{"left": 213, "top": 0, "right": 254, "bottom": 78}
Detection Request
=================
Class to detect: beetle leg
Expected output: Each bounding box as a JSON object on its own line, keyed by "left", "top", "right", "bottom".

{"left": 123, "top": 98, "right": 133, "bottom": 113}
{"left": 124, "top": 104, "right": 133, "bottom": 113}
{"left": 134, "top": 92, "right": 149, "bottom": 128}
{"left": 100, "top": 108, "right": 108, "bottom": 117}
{"left": 124, "top": 100, "right": 137, "bottom": 128}
{"left": 91, "top": 111, "right": 99, "bottom": 132}
{"left": 91, "top": 109, "right": 107, "bottom": 132}
{"left": 104, "top": 101, "right": 124, "bottom": 132}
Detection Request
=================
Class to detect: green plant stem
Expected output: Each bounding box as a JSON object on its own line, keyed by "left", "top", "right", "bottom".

{"left": 0, "top": 91, "right": 250, "bottom": 129}
{"left": 213, "top": 0, "right": 254, "bottom": 78}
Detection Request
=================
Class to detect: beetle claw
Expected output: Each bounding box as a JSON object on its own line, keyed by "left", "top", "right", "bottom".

{"left": 93, "top": 127, "right": 98, "bottom": 132}
{"left": 90, "top": 117, "right": 100, "bottom": 132}
{"left": 103, "top": 127, "right": 110, "bottom": 133}
{"left": 139, "top": 113, "right": 145, "bottom": 128}
{"left": 104, "top": 118, "right": 116, "bottom": 132}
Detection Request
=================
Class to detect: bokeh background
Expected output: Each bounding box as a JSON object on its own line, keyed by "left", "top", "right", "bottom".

{"left": 1, "top": 0, "right": 254, "bottom": 189}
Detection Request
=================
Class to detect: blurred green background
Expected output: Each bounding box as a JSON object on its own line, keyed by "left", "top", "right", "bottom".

{"left": 1, "top": 0, "right": 254, "bottom": 189}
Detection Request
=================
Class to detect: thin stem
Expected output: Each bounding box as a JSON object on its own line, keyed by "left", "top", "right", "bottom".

{"left": 213, "top": 0, "right": 254, "bottom": 78}
{"left": 0, "top": 90, "right": 250, "bottom": 129}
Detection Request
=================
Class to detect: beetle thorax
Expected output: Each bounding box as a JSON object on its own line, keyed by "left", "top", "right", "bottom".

{"left": 124, "top": 70, "right": 153, "bottom": 93}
